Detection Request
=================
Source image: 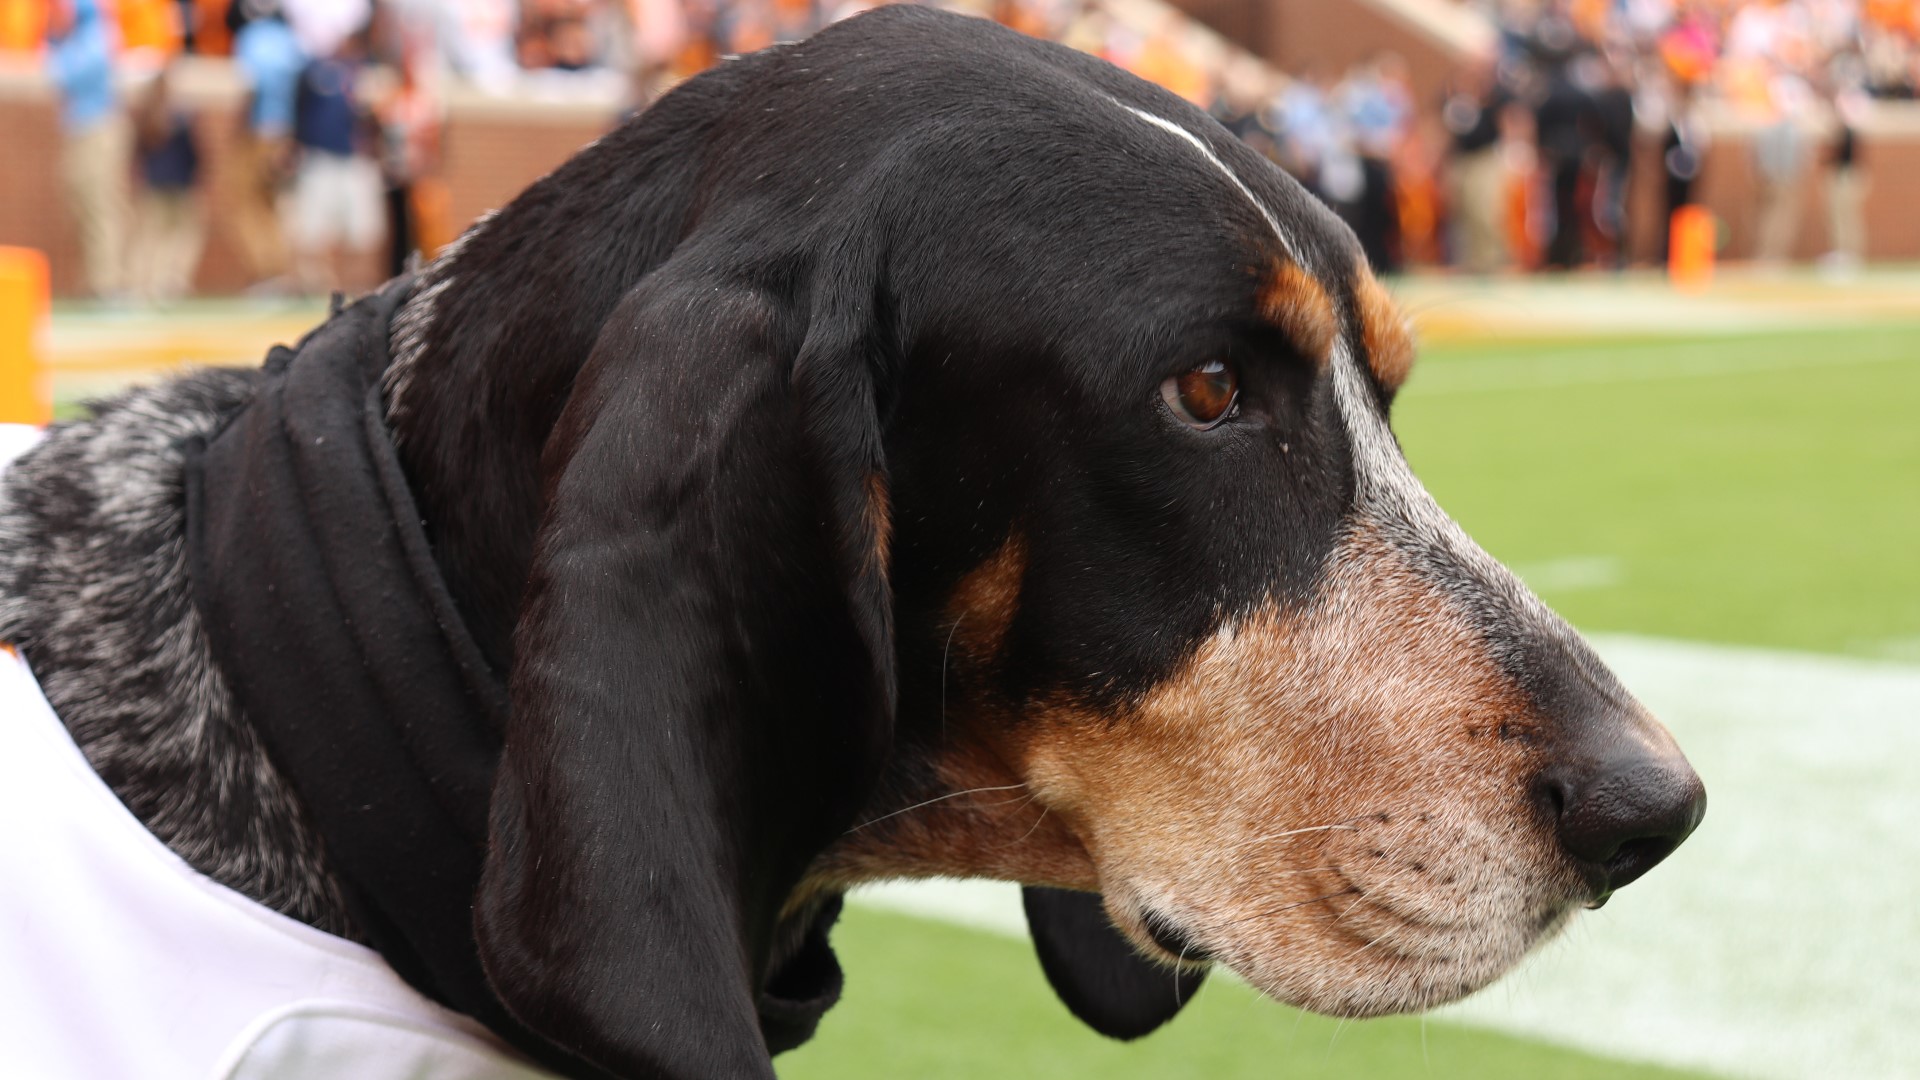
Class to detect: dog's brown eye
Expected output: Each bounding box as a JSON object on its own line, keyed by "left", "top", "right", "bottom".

{"left": 1161, "top": 360, "right": 1238, "bottom": 429}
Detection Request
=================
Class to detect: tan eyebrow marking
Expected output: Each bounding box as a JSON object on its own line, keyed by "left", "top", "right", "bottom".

{"left": 1353, "top": 271, "right": 1416, "bottom": 392}
{"left": 1257, "top": 260, "right": 1336, "bottom": 367}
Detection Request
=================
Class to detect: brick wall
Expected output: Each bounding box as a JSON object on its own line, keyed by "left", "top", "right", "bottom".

{"left": 0, "top": 83, "right": 92, "bottom": 296}
{"left": 1171, "top": 0, "right": 1493, "bottom": 108}
{"left": 437, "top": 102, "right": 615, "bottom": 236}
{"left": 0, "top": 62, "right": 619, "bottom": 297}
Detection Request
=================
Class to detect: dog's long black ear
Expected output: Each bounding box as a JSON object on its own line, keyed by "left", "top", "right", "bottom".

{"left": 475, "top": 267, "right": 894, "bottom": 1078}
{"left": 1023, "top": 887, "right": 1208, "bottom": 1040}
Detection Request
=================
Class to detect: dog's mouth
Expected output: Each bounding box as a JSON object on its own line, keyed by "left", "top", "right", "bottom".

{"left": 1093, "top": 826, "right": 1595, "bottom": 1019}
{"left": 1139, "top": 908, "right": 1213, "bottom": 966}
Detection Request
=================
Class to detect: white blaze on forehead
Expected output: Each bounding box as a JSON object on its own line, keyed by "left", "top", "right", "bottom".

{"left": 1113, "top": 102, "right": 1307, "bottom": 269}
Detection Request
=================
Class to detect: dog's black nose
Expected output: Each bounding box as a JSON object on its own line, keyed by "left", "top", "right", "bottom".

{"left": 1548, "top": 751, "right": 1705, "bottom": 901}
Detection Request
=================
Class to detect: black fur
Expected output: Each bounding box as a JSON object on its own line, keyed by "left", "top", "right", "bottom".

{"left": 0, "top": 8, "right": 1696, "bottom": 1079}
{"left": 0, "top": 9, "right": 1368, "bottom": 1073}
{"left": 385, "top": 13, "right": 1372, "bottom": 1067}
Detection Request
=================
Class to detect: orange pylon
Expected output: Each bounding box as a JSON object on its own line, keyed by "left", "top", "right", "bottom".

{"left": 1669, "top": 205, "right": 1715, "bottom": 293}
{"left": 0, "top": 247, "right": 51, "bottom": 426}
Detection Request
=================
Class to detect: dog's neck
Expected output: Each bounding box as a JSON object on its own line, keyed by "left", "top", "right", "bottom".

{"left": 382, "top": 239, "right": 582, "bottom": 673}
{"left": 382, "top": 86, "right": 732, "bottom": 671}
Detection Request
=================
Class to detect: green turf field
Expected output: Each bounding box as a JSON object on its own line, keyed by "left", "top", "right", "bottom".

{"left": 1399, "top": 323, "right": 1920, "bottom": 661}
{"left": 778, "top": 908, "right": 1718, "bottom": 1080}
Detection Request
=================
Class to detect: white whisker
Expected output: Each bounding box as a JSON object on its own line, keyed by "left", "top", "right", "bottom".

{"left": 845, "top": 783, "right": 1028, "bottom": 833}
{"left": 1011, "top": 804, "right": 1051, "bottom": 846}
{"left": 1351, "top": 922, "right": 1416, "bottom": 959}
{"left": 1175, "top": 939, "right": 1194, "bottom": 1006}
{"left": 939, "top": 615, "right": 962, "bottom": 741}
{"left": 1232, "top": 821, "right": 1364, "bottom": 847}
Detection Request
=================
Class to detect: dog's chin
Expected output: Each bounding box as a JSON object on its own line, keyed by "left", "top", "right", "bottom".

{"left": 1256, "top": 908, "right": 1579, "bottom": 1019}
{"left": 1107, "top": 882, "right": 1582, "bottom": 1019}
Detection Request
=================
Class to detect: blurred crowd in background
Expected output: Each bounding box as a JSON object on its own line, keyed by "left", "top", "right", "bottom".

{"left": 2, "top": 0, "right": 1242, "bottom": 300}
{"left": 1218, "top": 0, "right": 1918, "bottom": 275}
{"left": 4, "top": 0, "right": 1918, "bottom": 301}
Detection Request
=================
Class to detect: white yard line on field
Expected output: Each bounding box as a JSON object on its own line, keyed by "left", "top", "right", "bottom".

{"left": 1870, "top": 635, "right": 1920, "bottom": 664}
{"left": 1405, "top": 341, "right": 1915, "bottom": 397}
{"left": 1511, "top": 555, "right": 1623, "bottom": 593}
{"left": 848, "top": 635, "right": 1920, "bottom": 1080}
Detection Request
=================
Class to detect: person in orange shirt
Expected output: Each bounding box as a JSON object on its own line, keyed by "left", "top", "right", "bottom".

{"left": 372, "top": 50, "right": 441, "bottom": 275}
{"left": 1865, "top": 0, "right": 1919, "bottom": 37}
{"left": 117, "top": 0, "right": 178, "bottom": 59}
{"left": 190, "top": 0, "right": 229, "bottom": 54}
{"left": 0, "top": 0, "right": 50, "bottom": 55}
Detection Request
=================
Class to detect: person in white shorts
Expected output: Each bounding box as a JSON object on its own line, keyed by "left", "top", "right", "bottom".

{"left": 291, "top": 41, "right": 386, "bottom": 294}
{"left": 294, "top": 149, "right": 384, "bottom": 265}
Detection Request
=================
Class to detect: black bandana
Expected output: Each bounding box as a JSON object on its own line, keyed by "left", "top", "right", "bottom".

{"left": 185, "top": 280, "right": 842, "bottom": 1076}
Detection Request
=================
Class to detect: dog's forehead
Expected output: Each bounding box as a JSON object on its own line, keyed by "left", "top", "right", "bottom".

{"left": 727, "top": 14, "right": 1386, "bottom": 381}
{"left": 1101, "top": 109, "right": 1421, "bottom": 401}
{"left": 869, "top": 99, "right": 1388, "bottom": 391}
{"left": 1107, "top": 102, "right": 1360, "bottom": 281}
{"left": 978, "top": 97, "right": 1392, "bottom": 390}
{"left": 1091, "top": 102, "right": 1411, "bottom": 376}
{"left": 1039, "top": 97, "right": 1365, "bottom": 301}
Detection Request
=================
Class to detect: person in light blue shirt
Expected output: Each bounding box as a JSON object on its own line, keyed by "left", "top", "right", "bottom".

{"left": 233, "top": 0, "right": 306, "bottom": 139}
{"left": 46, "top": 0, "right": 117, "bottom": 131}
{"left": 226, "top": 0, "right": 306, "bottom": 289}
{"left": 46, "top": 0, "right": 131, "bottom": 299}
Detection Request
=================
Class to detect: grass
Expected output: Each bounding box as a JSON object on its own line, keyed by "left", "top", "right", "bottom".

{"left": 1394, "top": 324, "right": 1920, "bottom": 659}
{"left": 779, "top": 907, "right": 1721, "bottom": 1080}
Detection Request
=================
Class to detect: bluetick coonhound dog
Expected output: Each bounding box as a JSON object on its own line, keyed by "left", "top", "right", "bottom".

{"left": 0, "top": 6, "right": 1704, "bottom": 1078}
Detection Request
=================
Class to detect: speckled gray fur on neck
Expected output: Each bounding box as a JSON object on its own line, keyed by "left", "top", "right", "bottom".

{"left": 0, "top": 368, "right": 357, "bottom": 939}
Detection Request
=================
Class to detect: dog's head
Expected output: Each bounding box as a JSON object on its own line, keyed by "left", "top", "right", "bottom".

{"left": 456, "top": 8, "right": 1703, "bottom": 1076}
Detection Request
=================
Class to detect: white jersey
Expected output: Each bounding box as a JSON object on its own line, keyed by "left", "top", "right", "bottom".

{"left": 0, "top": 425, "right": 552, "bottom": 1080}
